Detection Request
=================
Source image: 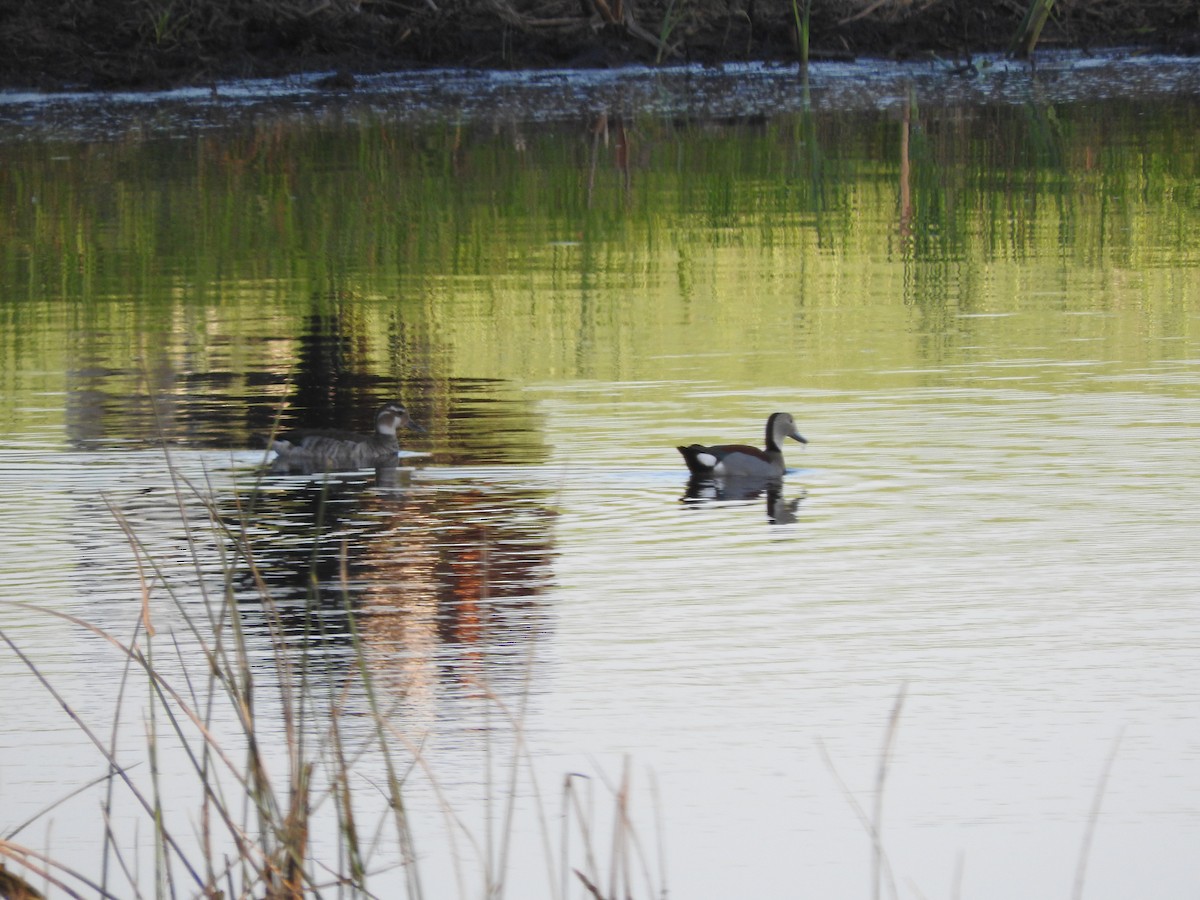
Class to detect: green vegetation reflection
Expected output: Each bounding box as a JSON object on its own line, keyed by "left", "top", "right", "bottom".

{"left": 2, "top": 99, "right": 1199, "bottom": 445}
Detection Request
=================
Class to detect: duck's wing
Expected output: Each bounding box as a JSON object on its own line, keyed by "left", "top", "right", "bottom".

{"left": 678, "top": 442, "right": 767, "bottom": 473}
{"left": 713, "top": 443, "right": 769, "bottom": 459}
{"left": 704, "top": 443, "right": 770, "bottom": 464}
{"left": 292, "top": 427, "right": 373, "bottom": 447}
{"left": 267, "top": 427, "right": 368, "bottom": 452}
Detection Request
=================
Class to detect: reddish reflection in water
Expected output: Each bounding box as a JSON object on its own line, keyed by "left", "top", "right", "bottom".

{"left": 230, "top": 466, "right": 556, "bottom": 715}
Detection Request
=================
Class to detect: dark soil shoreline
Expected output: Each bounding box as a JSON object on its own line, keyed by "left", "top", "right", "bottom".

{"left": 1, "top": 0, "right": 1198, "bottom": 91}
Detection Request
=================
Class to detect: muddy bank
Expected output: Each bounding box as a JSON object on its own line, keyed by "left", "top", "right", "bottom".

{"left": 1, "top": 0, "right": 1198, "bottom": 90}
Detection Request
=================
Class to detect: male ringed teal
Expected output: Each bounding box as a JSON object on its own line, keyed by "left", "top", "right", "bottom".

{"left": 677, "top": 412, "right": 806, "bottom": 478}
{"left": 271, "top": 401, "right": 424, "bottom": 471}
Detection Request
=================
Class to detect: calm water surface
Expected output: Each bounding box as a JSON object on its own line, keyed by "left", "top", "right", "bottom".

{"left": 2, "top": 55, "right": 1199, "bottom": 899}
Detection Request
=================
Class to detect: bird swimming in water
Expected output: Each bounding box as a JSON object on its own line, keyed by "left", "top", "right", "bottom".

{"left": 677, "top": 412, "right": 807, "bottom": 478}
{"left": 270, "top": 401, "right": 425, "bottom": 472}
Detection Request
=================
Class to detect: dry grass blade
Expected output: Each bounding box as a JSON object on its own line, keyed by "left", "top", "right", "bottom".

{"left": 573, "top": 867, "right": 606, "bottom": 900}
{"left": 1072, "top": 729, "right": 1123, "bottom": 900}
{"left": 0, "top": 839, "right": 119, "bottom": 899}
{"left": 0, "top": 604, "right": 278, "bottom": 886}
{"left": 104, "top": 501, "right": 157, "bottom": 638}
{"left": 328, "top": 702, "right": 368, "bottom": 887}
{"left": 815, "top": 686, "right": 907, "bottom": 900}
{"left": 4, "top": 772, "right": 125, "bottom": 843}
{"left": 816, "top": 737, "right": 901, "bottom": 900}
{"left": 0, "top": 625, "right": 208, "bottom": 893}
{"left": 872, "top": 684, "right": 906, "bottom": 900}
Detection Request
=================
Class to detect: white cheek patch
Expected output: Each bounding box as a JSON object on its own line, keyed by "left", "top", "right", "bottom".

{"left": 697, "top": 452, "right": 718, "bottom": 469}
{"left": 377, "top": 416, "right": 399, "bottom": 436}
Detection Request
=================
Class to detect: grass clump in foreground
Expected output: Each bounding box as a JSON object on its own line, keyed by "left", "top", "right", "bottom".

{"left": 0, "top": 453, "right": 663, "bottom": 900}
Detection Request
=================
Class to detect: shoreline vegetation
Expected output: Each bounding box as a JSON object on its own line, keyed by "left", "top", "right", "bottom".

{"left": 1, "top": 0, "right": 1198, "bottom": 91}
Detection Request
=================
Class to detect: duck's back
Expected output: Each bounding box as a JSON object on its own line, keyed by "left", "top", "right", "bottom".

{"left": 273, "top": 429, "right": 398, "bottom": 470}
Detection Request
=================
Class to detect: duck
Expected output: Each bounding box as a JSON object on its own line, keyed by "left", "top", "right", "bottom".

{"left": 677, "top": 412, "right": 807, "bottom": 478}
{"left": 270, "top": 401, "right": 425, "bottom": 472}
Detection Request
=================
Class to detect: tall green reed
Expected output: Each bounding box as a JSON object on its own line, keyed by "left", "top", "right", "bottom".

{"left": 791, "top": 0, "right": 811, "bottom": 70}
{"left": 1010, "top": 0, "right": 1056, "bottom": 58}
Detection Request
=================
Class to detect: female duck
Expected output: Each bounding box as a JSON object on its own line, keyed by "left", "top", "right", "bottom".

{"left": 271, "top": 401, "right": 425, "bottom": 472}
{"left": 678, "top": 412, "right": 806, "bottom": 478}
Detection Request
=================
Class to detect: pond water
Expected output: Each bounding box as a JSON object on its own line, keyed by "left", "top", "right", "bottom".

{"left": 2, "top": 53, "right": 1200, "bottom": 899}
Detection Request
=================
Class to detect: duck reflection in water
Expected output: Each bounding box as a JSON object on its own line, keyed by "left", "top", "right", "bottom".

{"left": 682, "top": 475, "right": 806, "bottom": 524}
{"left": 677, "top": 411, "right": 808, "bottom": 522}
{"left": 268, "top": 401, "right": 425, "bottom": 475}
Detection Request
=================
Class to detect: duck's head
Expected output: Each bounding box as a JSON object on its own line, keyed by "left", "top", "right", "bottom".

{"left": 766, "top": 412, "right": 806, "bottom": 450}
{"left": 376, "top": 402, "right": 426, "bottom": 436}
